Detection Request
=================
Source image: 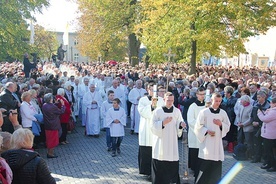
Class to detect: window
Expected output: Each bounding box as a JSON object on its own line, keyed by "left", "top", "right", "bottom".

{"left": 74, "top": 53, "right": 79, "bottom": 62}
{"left": 74, "top": 39, "right": 78, "bottom": 45}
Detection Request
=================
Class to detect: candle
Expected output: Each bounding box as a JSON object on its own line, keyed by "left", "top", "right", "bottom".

{"left": 153, "top": 85, "right": 157, "bottom": 98}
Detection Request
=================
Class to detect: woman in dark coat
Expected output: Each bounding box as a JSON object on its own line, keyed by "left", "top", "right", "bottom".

{"left": 1, "top": 128, "right": 56, "bottom": 184}
{"left": 42, "top": 93, "right": 65, "bottom": 158}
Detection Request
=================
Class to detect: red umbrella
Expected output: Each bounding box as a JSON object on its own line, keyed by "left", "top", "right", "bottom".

{"left": 107, "top": 60, "right": 118, "bottom": 66}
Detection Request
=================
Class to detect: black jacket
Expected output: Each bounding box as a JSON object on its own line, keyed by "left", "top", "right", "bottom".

{"left": 1, "top": 149, "right": 56, "bottom": 184}
{"left": 221, "top": 96, "right": 237, "bottom": 124}
{"left": 0, "top": 89, "right": 17, "bottom": 112}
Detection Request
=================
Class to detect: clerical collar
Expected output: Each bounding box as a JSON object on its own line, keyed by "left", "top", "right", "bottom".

{"left": 114, "top": 108, "right": 119, "bottom": 111}
{"left": 108, "top": 100, "right": 113, "bottom": 104}
{"left": 209, "top": 108, "right": 220, "bottom": 114}
{"left": 162, "top": 106, "right": 173, "bottom": 113}
{"left": 195, "top": 100, "right": 205, "bottom": 106}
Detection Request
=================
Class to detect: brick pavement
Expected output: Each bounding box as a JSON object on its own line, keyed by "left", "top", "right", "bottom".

{"left": 36, "top": 121, "right": 276, "bottom": 184}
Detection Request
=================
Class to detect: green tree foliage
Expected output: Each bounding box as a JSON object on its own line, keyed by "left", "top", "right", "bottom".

{"left": 77, "top": 0, "right": 140, "bottom": 65}
{"left": 0, "top": 0, "right": 49, "bottom": 61}
{"left": 136, "top": 0, "right": 276, "bottom": 74}
{"left": 32, "top": 25, "right": 59, "bottom": 61}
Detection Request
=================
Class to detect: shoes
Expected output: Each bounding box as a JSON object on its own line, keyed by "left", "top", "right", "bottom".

{"left": 251, "top": 158, "right": 261, "bottom": 163}
{"left": 117, "top": 148, "right": 121, "bottom": 154}
{"left": 112, "top": 152, "right": 116, "bottom": 157}
{"left": 107, "top": 147, "right": 112, "bottom": 152}
{"left": 60, "top": 142, "right": 66, "bottom": 145}
{"left": 261, "top": 164, "right": 271, "bottom": 169}
{"left": 64, "top": 141, "right": 69, "bottom": 144}
{"left": 130, "top": 130, "right": 134, "bottom": 135}
{"left": 47, "top": 154, "right": 58, "bottom": 158}
{"left": 266, "top": 167, "right": 276, "bottom": 172}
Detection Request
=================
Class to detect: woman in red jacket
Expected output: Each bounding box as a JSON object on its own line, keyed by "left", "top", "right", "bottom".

{"left": 56, "top": 88, "right": 71, "bottom": 145}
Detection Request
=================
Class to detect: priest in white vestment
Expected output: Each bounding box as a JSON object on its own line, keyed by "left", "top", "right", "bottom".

{"left": 194, "top": 92, "right": 230, "bottom": 184}
{"left": 128, "top": 80, "right": 147, "bottom": 134}
{"left": 83, "top": 83, "right": 103, "bottom": 137}
{"left": 151, "top": 92, "right": 186, "bottom": 184}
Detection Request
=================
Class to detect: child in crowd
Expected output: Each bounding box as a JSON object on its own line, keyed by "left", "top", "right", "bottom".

{"left": 106, "top": 98, "right": 126, "bottom": 157}
{"left": 101, "top": 90, "right": 115, "bottom": 151}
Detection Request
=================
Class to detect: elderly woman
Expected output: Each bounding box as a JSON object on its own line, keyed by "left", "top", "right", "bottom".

{"left": 1, "top": 129, "right": 56, "bottom": 184}
{"left": 235, "top": 95, "right": 254, "bottom": 159}
{"left": 42, "top": 93, "right": 65, "bottom": 158}
{"left": 258, "top": 97, "right": 276, "bottom": 172}
{"left": 29, "top": 89, "right": 42, "bottom": 114}
{"left": 55, "top": 88, "right": 71, "bottom": 145}
{"left": 20, "top": 91, "right": 38, "bottom": 129}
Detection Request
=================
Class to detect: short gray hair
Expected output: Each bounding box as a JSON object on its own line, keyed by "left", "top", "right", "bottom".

{"left": 240, "top": 95, "right": 250, "bottom": 103}
{"left": 57, "top": 88, "right": 65, "bottom": 95}
{"left": 44, "top": 93, "right": 53, "bottom": 103}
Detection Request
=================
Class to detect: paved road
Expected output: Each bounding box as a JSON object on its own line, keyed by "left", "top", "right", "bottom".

{"left": 36, "top": 121, "right": 276, "bottom": 184}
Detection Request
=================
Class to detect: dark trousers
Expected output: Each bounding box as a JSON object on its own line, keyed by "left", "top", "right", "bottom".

{"left": 225, "top": 123, "right": 237, "bottom": 142}
{"left": 188, "top": 148, "right": 200, "bottom": 179}
{"left": 263, "top": 138, "right": 276, "bottom": 167}
{"left": 196, "top": 159, "right": 222, "bottom": 184}
{"left": 111, "top": 136, "right": 123, "bottom": 152}
{"left": 152, "top": 159, "right": 180, "bottom": 184}
{"left": 252, "top": 130, "right": 263, "bottom": 160}
{"left": 59, "top": 123, "right": 68, "bottom": 142}
{"left": 105, "top": 128, "right": 111, "bottom": 148}
{"left": 138, "top": 146, "right": 152, "bottom": 175}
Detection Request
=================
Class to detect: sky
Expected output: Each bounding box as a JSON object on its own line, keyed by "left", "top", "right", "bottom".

{"left": 34, "top": 0, "right": 275, "bottom": 61}
{"left": 34, "top": 0, "right": 79, "bottom": 32}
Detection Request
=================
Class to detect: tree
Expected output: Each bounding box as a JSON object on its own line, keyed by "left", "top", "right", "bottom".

{"left": 32, "top": 25, "right": 59, "bottom": 61}
{"left": 77, "top": 0, "right": 140, "bottom": 65}
{"left": 0, "top": 0, "right": 49, "bottom": 61}
{"left": 136, "top": 0, "right": 276, "bottom": 74}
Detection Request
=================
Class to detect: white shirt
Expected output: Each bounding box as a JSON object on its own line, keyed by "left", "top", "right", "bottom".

{"left": 20, "top": 101, "right": 37, "bottom": 128}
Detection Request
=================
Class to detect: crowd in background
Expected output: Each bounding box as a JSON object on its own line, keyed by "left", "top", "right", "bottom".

{"left": 0, "top": 55, "right": 275, "bottom": 183}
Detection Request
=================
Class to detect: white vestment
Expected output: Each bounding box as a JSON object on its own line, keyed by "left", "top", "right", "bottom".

{"left": 106, "top": 107, "right": 126, "bottom": 137}
{"left": 128, "top": 87, "right": 147, "bottom": 133}
{"left": 138, "top": 96, "right": 164, "bottom": 146}
{"left": 187, "top": 102, "right": 206, "bottom": 149}
{"left": 83, "top": 91, "right": 103, "bottom": 135}
{"left": 101, "top": 100, "right": 113, "bottom": 128}
{"left": 194, "top": 108, "right": 230, "bottom": 161}
{"left": 151, "top": 106, "right": 184, "bottom": 161}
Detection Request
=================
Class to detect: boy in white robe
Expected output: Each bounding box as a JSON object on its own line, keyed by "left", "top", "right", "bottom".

{"left": 106, "top": 98, "right": 126, "bottom": 157}
{"left": 194, "top": 92, "right": 230, "bottom": 184}
{"left": 101, "top": 90, "right": 115, "bottom": 151}
{"left": 151, "top": 92, "right": 186, "bottom": 184}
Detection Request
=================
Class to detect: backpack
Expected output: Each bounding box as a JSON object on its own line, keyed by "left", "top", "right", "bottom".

{"left": 232, "top": 143, "right": 247, "bottom": 161}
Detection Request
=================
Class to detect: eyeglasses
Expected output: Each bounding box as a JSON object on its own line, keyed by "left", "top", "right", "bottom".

{"left": 197, "top": 93, "right": 205, "bottom": 95}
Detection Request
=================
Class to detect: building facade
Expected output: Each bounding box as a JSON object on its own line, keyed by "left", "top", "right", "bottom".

{"left": 56, "top": 32, "right": 89, "bottom": 63}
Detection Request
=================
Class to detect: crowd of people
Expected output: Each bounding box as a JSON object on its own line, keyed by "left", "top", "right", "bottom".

{"left": 0, "top": 57, "right": 275, "bottom": 183}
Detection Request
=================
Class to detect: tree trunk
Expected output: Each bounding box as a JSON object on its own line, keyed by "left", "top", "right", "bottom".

{"left": 190, "top": 22, "right": 197, "bottom": 75}
{"left": 145, "top": 55, "right": 150, "bottom": 69}
{"left": 128, "top": 33, "right": 140, "bottom": 67}
{"left": 190, "top": 40, "right": 197, "bottom": 75}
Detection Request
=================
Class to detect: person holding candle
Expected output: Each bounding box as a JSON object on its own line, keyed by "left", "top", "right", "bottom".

{"left": 138, "top": 82, "right": 165, "bottom": 181}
